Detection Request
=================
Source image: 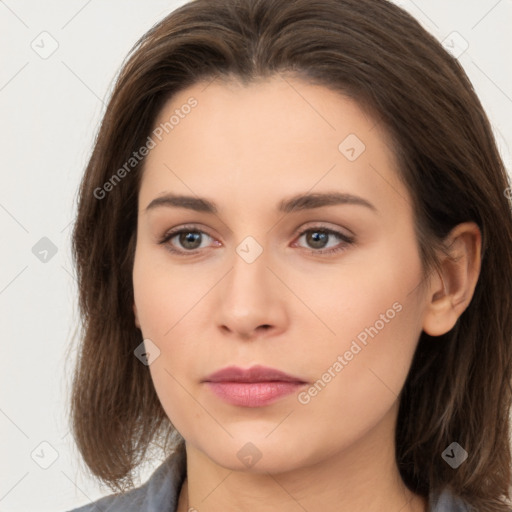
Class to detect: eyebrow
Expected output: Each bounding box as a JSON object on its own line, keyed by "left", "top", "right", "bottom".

{"left": 144, "top": 191, "right": 378, "bottom": 214}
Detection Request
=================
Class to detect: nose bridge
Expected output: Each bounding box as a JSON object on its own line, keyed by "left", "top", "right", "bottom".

{"left": 226, "top": 237, "right": 271, "bottom": 304}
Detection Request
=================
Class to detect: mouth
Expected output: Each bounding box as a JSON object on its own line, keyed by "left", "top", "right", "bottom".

{"left": 202, "top": 365, "right": 308, "bottom": 408}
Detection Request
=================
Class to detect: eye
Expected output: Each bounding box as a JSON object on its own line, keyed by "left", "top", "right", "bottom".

{"left": 293, "top": 226, "right": 355, "bottom": 255}
{"left": 158, "top": 224, "right": 355, "bottom": 256}
{"left": 158, "top": 225, "right": 218, "bottom": 254}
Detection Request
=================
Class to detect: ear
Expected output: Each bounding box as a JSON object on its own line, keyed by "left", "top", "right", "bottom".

{"left": 133, "top": 302, "right": 141, "bottom": 329}
{"left": 422, "top": 222, "right": 482, "bottom": 336}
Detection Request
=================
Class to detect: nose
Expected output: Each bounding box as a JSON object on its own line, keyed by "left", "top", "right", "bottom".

{"left": 214, "top": 246, "right": 288, "bottom": 340}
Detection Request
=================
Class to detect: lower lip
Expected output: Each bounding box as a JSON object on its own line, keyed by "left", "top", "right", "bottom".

{"left": 205, "top": 381, "right": 305, "bottom": 407}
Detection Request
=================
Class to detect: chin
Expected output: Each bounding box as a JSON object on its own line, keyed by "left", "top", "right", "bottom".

{"left": 192, "top": 434, "right": 319, "bottom": 475}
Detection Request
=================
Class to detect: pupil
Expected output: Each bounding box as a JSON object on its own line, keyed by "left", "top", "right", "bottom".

{"left": 180, "top": 232, "right": 201, "bottom": 249}
{"left": 308, "top": 231, "right": 327, "bottom": 248}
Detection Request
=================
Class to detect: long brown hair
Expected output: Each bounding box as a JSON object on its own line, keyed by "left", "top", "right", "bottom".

{"left": 68, "top": 0, "right": 512, "bottom": 509}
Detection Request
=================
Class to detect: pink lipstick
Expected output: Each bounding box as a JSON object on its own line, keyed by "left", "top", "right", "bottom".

{"left": 203, "top": 365, "right": 307, "bottom": 407}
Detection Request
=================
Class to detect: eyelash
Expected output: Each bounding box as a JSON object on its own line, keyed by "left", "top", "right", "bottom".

{"left": 157, "top": 224, "right": 355, "bottom": 256}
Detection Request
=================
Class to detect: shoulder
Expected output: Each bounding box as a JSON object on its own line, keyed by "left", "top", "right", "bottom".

{"left": 64, "top": 449, "right": 187, "bottom": 512}
{"left": 429, "top": 487, "right": 473, "bottom": 512}
{"left": 64, "top": 485, "right": 147, "bottom": 512}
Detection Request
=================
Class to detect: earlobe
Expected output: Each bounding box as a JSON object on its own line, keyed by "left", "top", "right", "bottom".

{"left": 422, "top": 222, "right": 482, "bottom": 337}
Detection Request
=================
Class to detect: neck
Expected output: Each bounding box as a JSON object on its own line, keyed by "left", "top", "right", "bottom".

{"left": 178, "top": 467, "right": 426, "bottom": 512}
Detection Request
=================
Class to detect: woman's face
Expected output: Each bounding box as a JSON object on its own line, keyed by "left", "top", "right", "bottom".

{"left": 132, "top": 75, "right": 431, "bottom": 472}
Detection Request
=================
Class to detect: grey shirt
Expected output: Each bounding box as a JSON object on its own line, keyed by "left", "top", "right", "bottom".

{"left": 66, "top": 449, "right": 471, "bottom": 512}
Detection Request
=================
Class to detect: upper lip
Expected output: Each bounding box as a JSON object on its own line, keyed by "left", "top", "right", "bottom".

{"left": 203, "top": 365, "right": 307, "bottom": 383}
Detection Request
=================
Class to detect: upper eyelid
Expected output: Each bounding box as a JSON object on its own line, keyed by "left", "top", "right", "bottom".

{"left": 163, "top": 222, "right": 350, "bottom": 239}
{"left": 162, "top": 223, "right": 353, "bottom": 248}
{"left": 293, "top": 223, "right": 353, "bottom": 238}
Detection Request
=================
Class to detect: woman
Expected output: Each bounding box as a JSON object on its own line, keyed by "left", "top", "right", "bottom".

{"left": 66, "top": 0, "right": 512, "bottom": 511}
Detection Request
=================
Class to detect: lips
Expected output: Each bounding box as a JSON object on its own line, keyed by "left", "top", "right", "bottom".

{"left": 203, "top": 365, "right": 308, "bottom": 407}
{"left": 203, "top": 365, "right": 307, "bottom": 384}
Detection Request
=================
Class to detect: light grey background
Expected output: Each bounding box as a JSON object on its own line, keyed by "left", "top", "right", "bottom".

{"left": 1, "top": 1, "right": 511, "bottom": 511}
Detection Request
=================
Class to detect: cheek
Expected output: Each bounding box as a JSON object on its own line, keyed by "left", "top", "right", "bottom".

{"left": 132, "top": 246, "right": 205, "bottom": 338}
{"left": 290, "top": 296, "right": 422, "bottom": 457}
{"left": 296, "top": 235, "right": 424, "bottom": 412}
{"left": 146, "top": 329, "right": 215, "bottom": 445}
{"left": 132, "top": 248, "right": 209, "bottom": 426}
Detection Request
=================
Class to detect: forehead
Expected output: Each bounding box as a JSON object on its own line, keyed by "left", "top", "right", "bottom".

{"left": 152, "top": 75, "right": 384, "bottom": 148}
{"left": 139, "top": 75, "right": 408, "bottom": 217}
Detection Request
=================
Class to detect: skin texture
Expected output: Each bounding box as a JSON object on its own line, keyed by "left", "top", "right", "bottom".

{"left": 132, "top": 75, "right": 481, "bottom": 512}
